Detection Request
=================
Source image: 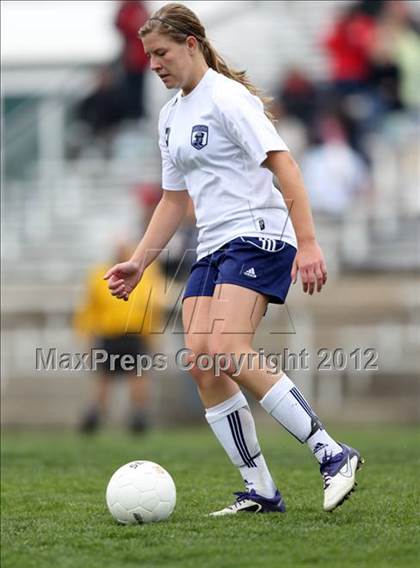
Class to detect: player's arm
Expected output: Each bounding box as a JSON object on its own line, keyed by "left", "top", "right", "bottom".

{"left": 104, "top": 189, "right": 189, "bottom": 300}
{"left": 263, "top": 151, "right": 327, "bottom": 295}
{"left": 131, "top": 189, "right": 189, "bottom": 268}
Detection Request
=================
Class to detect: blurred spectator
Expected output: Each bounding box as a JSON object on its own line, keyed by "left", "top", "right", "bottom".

{"left": 395, "top": 28, "right": 420, "bottom": 110}
{"left": 74, "top": 240, "right": 165, "bottom": 433}
{"left": 322, "top": 1, "right": 377, "bottom": 94}
{"left": 320, "top": 0, "right": 419, "bottom": 156}
{"left": 367, "top": 1, "right": 413, "bottom": 113}
{"left": 134, "top": 182, "right": 162, "bottom": 228}
{"left": 115, "top": 0, "right": 150, "bottom": 119}
{"left": 320, "top": 1, "right": 379, "bottom": 156}
{"left": 395, "top": 22, "right": 420, "bottom": 110}
{"left": 373, "top": 0, "right": 420, "bottom": 111}
{"left": 276, "top": 67, "right": 317, "bottom": 129}
{"left": 301, "top": 114, "right": 369, "bottom": 217}
{"left": 76, "top": 66, "right": 123, "bottom": 145}
{"left": 271, "top": 99, "right": 308, "bottom": 159}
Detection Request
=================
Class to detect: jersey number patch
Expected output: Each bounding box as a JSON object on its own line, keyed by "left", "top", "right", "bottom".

{"left": 191, "top": 125, "right": 208, "bottom": 150}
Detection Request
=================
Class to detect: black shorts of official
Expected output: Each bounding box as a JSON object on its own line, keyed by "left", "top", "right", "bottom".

{"left": 95, "top": 334, "right": 148, "bottom": 376}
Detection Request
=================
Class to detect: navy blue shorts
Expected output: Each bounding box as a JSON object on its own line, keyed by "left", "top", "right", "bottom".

{"left": 183, "top": 237, "right": 297, "bottom": 305}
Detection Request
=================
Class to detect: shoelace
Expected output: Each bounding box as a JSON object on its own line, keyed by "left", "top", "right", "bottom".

{"left": 320, "top": 450, "right": 345, "bottom": 490}
{"left": 227, "top": 491, "right": 251, "bottom": 511}
{"left": 322, "top": 472, "right": 332, "bottom": 490}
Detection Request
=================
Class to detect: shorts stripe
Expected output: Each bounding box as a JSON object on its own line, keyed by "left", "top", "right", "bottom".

{"left": 257, "top": 237, "right": 283, "bottom": 252}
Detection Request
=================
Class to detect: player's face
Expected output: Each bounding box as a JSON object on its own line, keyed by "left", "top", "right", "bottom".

{"left": 143, "top": 32, "right": 192, "bottom": 90}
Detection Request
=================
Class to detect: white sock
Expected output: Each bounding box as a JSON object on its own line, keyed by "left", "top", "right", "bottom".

{"left": 205, "top": 391, "right": 277, "bottom": 498}
{"left": 259, "top": 374, "right": 342, "bottom": 464}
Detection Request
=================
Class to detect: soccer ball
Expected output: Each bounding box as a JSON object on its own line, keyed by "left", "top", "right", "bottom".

{"left": 106, "top": 460, "right": 176, "bottom": 524}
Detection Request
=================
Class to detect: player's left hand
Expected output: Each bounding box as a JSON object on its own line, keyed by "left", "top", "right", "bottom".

{"left": 291, "top": 240, "right": 327, "bottom": 295}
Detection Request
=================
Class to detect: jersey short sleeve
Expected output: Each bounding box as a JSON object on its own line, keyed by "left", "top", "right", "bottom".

{"left": 214, "top": 82, "right": 289, "bottom": 166}
{"left": 158, "top": 108, "right": 186, "bottom": 191}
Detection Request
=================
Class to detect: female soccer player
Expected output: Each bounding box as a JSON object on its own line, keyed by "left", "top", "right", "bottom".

{"left": 105, "top": 3, "right": 363, "bottom": 515}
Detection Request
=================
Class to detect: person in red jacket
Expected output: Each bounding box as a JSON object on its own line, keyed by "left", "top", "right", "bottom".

{"left": 322, "top": 1, "right": 377, "bottom": 92}
{"left": 115, "top": 0, "right": 150, "bottom": 118}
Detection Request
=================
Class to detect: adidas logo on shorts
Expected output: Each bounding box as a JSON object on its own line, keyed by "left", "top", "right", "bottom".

{"left": 243, "top": 267, "right": 257, "bottom": 278}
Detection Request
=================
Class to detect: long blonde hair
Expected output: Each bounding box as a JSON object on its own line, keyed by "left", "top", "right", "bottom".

{"left": 139, "top": 3, "right": 274, "bottom": 121}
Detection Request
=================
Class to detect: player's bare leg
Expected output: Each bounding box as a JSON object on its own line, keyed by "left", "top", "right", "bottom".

{"left": 183, "top": 296, "right": 240, "bottom": 407}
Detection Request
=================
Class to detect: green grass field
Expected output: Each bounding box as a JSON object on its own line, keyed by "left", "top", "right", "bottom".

{"left": 2, "top": 426, "right": 419, "bottom": 567}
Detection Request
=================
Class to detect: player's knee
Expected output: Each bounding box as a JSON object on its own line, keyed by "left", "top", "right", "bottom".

{"left": 208, "top": 336, "right": 233, "bottom": 359}
{"left": 183, "top": 343, "right": 210, "bottom": 384}
{"left": 194, "top": 372, "right": 220, "bottom": 392}
{"left": 208, "top": 337, "right": 248, "bottom": 376}
{"left": 187, "top": 362, "right": 218, "bottom": 391}
{"left": 186, "top": 360, "right": 204, "bottom": 383}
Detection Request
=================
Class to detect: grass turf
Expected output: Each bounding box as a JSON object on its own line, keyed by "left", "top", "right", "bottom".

{"left": 1, "top": 426, "right": 419, "bottom": 567}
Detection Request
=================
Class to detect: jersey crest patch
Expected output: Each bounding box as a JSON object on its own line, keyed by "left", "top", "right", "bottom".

{"left": 191, "top": 125, "right": 208, "bottom": 150}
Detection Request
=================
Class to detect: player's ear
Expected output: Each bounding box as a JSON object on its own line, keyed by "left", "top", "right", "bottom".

{"left": 186, "top": 36, "right": 198, "bottom": 53}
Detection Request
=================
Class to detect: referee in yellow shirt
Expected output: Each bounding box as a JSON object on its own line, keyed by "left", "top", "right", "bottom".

{"left": 74, "top": 241, "right": 164, "bottom": 433}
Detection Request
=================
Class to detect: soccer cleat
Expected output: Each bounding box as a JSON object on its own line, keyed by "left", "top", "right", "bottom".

{"left": 321, "top": 443, "right": 364, "bottom": 512}
{"left": 209, "top": 489, "right": 286, "bottom": 516}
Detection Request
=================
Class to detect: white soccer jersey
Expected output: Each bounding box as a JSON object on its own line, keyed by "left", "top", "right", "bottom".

{"left": 158, "top": 68, "right": 297, "bottom": 260}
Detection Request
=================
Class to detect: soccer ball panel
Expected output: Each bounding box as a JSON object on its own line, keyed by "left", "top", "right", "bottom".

{"left": 106, "top": 483, "right": 118, "bottom": 508}
{"left": 109, "top": 502, "right": 131, "bottom": 524}
{"left": 135, "top": 490, "right": 159, "bottom": 513}
{"left": 154, "top": 501, "right": 173, "bottom": 519}
{"left": 131, "top": 471, "right": 156, "bottom": 493}
{"left": 156, "top": 474, "right": 176, "bottom": 504}
{"left": 116, "top": 485, "right": 141, "bottom": 510}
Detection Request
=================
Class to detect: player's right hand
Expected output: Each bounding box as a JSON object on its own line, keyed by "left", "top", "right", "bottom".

{"left": 103, "top": 261, "right": 143, "bottom": 301}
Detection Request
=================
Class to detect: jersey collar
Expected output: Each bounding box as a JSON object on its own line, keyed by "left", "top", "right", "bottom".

{"left": 179, "top": 68, "right": 215, "bottom": 102}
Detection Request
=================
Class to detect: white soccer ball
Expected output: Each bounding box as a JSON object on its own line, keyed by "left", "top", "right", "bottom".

{"left": 106, "top": 460, "right": 176, "bottom": 524}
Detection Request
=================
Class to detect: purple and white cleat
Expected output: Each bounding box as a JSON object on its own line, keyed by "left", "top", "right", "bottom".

{"left": 209, "top": 489, "right": 286, "bottom": 516}
{"left": 321, "top": 443, "right": 364, "bottom": 512}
